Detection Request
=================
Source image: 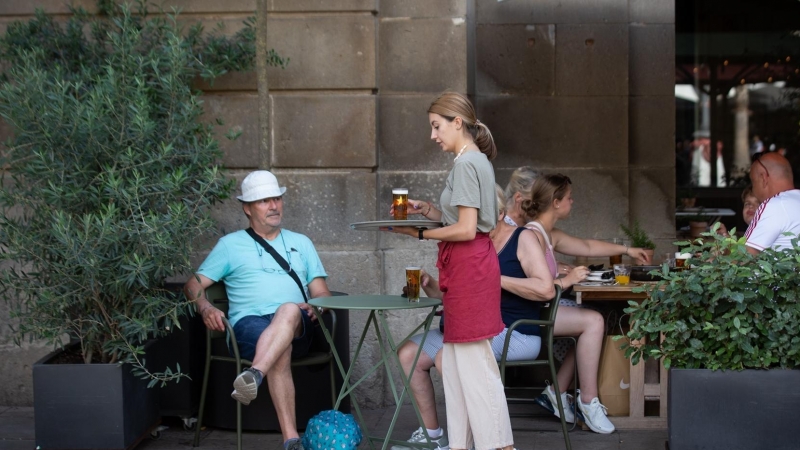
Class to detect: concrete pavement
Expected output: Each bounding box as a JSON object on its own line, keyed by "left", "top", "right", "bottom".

{"left": 0, "top": 404, "right": 667, "bottom": 450}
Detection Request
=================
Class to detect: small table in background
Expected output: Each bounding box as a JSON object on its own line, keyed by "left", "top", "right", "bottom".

{"left": 675, "top": 207, "right": 736, "bottom": 224}
{"left": 309, "top": 294, "right": 441, "bottom": 450}
{"left": 572, "top": 282, "right": 667, "bottom": 430}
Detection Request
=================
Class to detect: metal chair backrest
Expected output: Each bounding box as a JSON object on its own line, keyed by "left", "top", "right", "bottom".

{"left": 193, "top": 283, "right": 342, "bottom": 450}
{"left": 498, "top": 285, "right": 563, "bottom": 373}
{"left": 497, "top": 285, "right": 573, "bottom": 450}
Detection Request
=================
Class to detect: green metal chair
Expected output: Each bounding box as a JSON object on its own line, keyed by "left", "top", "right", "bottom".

{"left": 192, "top": 283, "right": 339, "bottom": 450}
{"left": 498, "top": 285, "right": 574, "bottom": 450}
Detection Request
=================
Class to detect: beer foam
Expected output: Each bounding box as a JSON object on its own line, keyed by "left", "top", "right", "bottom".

{"left": 392, "top": 188, "right": 408, "bottom": 194}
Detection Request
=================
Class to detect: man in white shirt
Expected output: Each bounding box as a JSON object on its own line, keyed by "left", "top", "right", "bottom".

{"left": 744, "top": 152, "right": 800, "bottom": 254}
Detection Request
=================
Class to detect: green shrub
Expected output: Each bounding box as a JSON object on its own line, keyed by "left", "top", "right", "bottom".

{"left": 0, "top": 2, "right": 282, "bottom": 384}
{"left": 624, "top": 226, "right": 800, "bottom": 370}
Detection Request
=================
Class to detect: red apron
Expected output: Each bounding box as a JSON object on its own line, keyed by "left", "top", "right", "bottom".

{"left": 436, "top": 233, "right": 503, "bottom": 343}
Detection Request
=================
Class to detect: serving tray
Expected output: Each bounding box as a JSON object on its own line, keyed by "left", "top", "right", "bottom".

{"left": 350, "top": 220, "right": 444, "bottom": 231}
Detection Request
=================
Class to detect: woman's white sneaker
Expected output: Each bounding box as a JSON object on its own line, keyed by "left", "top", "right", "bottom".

{"left": 575, "top": 392, "right": 615, "bottom": 434}
{"left": 533, "top": 383, "right": 575, "bottom": 423}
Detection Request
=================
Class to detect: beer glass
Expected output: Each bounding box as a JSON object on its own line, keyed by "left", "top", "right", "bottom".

{"left": 663, "top": 253, "right": 674, "bottom": 268}
{"left": 405, "top": 266, "right": 421, "bottom": 302}
{"left": 393, "top": 188, "right": 408, "bottom": 220}
{"left": 675, "top": 252, "right": 690, "bottom": 269}
{"left": 609, "top": 238, "right": 624, "bottom": 266}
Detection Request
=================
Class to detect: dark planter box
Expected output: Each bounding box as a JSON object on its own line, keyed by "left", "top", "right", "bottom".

{"left": 146, "top": 283, "right": 206, "bottom": 421}
{"left": 203, "top": 309, "right": 350, "bottom": 431}
{"left": 146, "top": 313, "right": 205, "bottom": 419}
{"left": 669, "top": 368, "right": 800, "bottom": 450}
{"left": 33, "top": 346, "right": 160, "bottom": 450}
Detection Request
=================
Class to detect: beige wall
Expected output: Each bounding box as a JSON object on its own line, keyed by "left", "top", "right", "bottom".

{"left": 0, "top": 0, "right": 674, "bottom": 407}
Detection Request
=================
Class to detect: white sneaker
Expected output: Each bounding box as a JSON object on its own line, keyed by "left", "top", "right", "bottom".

{"left": 231, "top": 368, "right": 260, "bottom": 406}
{"left": 390, "top": 427, "right": 449, "bottom": 450}
{"left": 533, "top": 382, "right": 575, "bottom": 423}
{"left": 575, "top": 390, "right": 615, "bottom": 434}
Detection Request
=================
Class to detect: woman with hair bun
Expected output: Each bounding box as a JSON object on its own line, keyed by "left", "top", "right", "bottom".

{"left": 385, "top": 92, "right": 513, "bottom": 450}
{"left": 508, "top": 173, "right": 650, "bottom": 434}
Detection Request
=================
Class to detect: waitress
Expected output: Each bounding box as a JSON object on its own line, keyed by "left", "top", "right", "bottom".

{"left": 386, "top": 92, "right": 513, "bottom": 450}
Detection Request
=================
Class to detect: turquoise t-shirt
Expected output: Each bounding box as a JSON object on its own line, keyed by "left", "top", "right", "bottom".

{"left": 197, "top": 229, "right": 327, "bottom": 327}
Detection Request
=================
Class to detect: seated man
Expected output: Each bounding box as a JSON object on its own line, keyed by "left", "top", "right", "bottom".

{"left": 184, "top": 170, "right": 331, "bottom": 450}
{"left": 745, "top": 152, "right": 800, "bottom": 253}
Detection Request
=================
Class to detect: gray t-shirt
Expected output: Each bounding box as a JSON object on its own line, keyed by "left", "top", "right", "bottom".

{"left": 439, "top": 151, "right": 498, "bottom": 233}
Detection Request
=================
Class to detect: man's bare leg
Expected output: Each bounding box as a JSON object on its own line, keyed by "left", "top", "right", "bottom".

{"left": 267, "top": 344, "right": 299, "bottom": 441}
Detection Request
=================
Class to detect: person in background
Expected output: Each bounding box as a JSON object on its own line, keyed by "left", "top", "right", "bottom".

{"left": 691, "top": 131, "right": 726, "bottom": 187}
{"left": 521, "top": 173, "right": 651, "bottom": 433}
{"left": 717, "top": 186, "right": 759, "bottom": 238}
{"left": 750, "top": 134, "right": 764, "bottom": 158}
{"left": 184, "top": 170, "right": 331, "bottom": 450}
{"left": 741, "top": 185, "right": 759, "bottom": 226}
{"left": 384, "top": 92, "right": 513, "bottom": 450}
{"left": 745, "top": 152, "right": 800, "bottom": 253}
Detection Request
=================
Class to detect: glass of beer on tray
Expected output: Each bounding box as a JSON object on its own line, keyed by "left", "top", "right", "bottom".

{"left": 393, "top": 188, "right": 408, "bottom": 220}
{"left": 405, "top": 266, "right": 421, "bottom": 302}
{"left": 613, "top": 264, "right": 631, "bottom": 285}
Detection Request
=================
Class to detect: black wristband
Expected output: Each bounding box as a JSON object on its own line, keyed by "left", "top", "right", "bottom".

{"left": 418, "top": 229, "right": 425, "bottom": 241}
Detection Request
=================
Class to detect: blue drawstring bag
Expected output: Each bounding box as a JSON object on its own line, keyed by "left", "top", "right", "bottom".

{"left": 302, "top": 410, "right": 362, "bottom": 450}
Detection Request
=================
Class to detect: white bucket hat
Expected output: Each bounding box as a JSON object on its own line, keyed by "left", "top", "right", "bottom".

{"left": 236, "top": 170, "right": 287, "bottom": 202}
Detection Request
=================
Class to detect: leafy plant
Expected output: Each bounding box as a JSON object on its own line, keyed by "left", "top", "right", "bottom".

{"left": 624, "top": 226, "right": 800, "bottom": 370}
{"left": 0, "top": 2, "right": 283, "bottom": 384}
{"left": 620, "top": 220, "right": 656, "bottom": 250}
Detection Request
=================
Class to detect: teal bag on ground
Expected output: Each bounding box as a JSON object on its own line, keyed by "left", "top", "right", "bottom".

{"left": 302, "top": 410, "right": 362, "bottom": 450}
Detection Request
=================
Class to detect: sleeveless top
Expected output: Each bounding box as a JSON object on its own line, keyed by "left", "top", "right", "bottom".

{"left": 498, "top": 227, "right": 542, "bottom": 336}
{"left": 525, "top": 221, "right": 559, "bottom": 279}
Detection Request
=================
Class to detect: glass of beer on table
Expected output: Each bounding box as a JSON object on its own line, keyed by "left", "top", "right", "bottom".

{"left": 675, "top": 252, "right": 691, "bottom": 269}
{"left": 393, "top": 188, "right": 408, "bottom": 220}
{"left": 405, "top": 266, "right": 421, "bottom": 302}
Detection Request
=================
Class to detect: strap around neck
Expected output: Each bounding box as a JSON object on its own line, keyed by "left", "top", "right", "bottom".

{"left": 245, "top": 228, "right": 308, "bottom": 303}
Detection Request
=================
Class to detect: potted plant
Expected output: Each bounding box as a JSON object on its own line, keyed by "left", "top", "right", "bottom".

{"left": 0, "top": 3, "right": 278, "bottom": 448}
{"left": 624, "top": 227, "right": 800, "bottom": 450}
{"left": 619, "top": 220, "right": 656, "bottom": 263}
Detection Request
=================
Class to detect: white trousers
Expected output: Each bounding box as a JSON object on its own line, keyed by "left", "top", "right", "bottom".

{"left": 442, "top": 340, "right": 514, "bottom": 450}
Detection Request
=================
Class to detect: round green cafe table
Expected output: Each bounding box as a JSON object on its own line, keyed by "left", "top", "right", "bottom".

{"left": 308, "top": 295, "right": 442, "bottom": 450}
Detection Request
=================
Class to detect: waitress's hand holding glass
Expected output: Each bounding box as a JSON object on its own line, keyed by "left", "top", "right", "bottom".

{"left": 388, "top": 190, "right": 429, "bottom": 220}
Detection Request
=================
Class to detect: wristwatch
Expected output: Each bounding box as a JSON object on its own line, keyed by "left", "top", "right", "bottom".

{"left": 418, "top": 229, "right": 425, "bottom": 241}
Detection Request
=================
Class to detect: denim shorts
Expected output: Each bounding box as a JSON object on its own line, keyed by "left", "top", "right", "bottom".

{"left": 230, "top": 306, "right": 314, "bottom": 362}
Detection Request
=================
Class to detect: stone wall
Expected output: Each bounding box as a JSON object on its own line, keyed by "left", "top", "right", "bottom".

{"left": 0, "top": 0, "right": 674, "bottom": 407}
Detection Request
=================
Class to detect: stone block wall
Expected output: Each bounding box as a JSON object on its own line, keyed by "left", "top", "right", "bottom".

{"left": 0, "top": 0, "right": 675, "bottom": 407}
{"left": 477, "top": 0, "right": 676, "bottom": 256}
